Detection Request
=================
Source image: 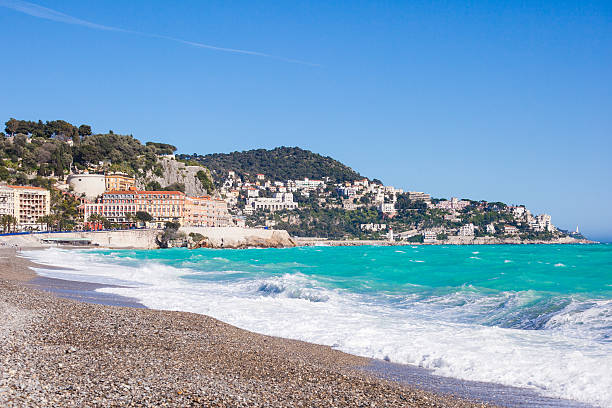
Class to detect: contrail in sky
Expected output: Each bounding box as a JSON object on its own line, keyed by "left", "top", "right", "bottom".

{"left": 0, "top": 0, "right": 319, "bottom": 66}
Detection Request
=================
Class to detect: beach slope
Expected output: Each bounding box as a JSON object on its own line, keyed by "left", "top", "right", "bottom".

{"left": 0, "top": 248, "right": 490, "bottom": 407}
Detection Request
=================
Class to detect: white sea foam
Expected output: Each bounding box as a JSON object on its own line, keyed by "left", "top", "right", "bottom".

{"left": 23, "top": 248, "right": 612, "bottom": 407}
{"left": 555, "top": 263, "right": 566, "bottom": 267}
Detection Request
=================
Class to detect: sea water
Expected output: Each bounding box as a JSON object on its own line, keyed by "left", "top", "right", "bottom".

{"left": 25, "top": 244, "right": 612, "bottom": 407}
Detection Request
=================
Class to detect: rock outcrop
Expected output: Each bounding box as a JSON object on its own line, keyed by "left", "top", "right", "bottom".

{"left": 181, "top": 227, "right": 296, "bottom": 249}
{"left": 138, "top": 157, "right": 214, "bottom": 196}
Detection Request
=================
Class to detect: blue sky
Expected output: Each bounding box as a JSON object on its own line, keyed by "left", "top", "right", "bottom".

{"left": 1, "top": 0, "right": 611, "bottom": 241}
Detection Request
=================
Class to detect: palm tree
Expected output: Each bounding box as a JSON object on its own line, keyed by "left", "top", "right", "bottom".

{"left": 0, "top": 215, "right": 18, "bottom": 233}
{"left": 0, "top": 214, "right": 8, "bottom": 233}
{"left": 38, "top": 214, "right": 56, "bottom": 232}
{"left": 10, "top": 215, "right": 17, "bottom": 233}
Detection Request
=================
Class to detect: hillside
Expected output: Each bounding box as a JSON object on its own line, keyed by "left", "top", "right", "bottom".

{"left": 179, "top": 147, "right": 364, "bottom": 184}
{"left": 0, "top": 118, "right": 214, "bottom": 195}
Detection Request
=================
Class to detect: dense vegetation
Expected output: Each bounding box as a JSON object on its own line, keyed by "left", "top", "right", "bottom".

{"left": 179, "top": 147, "right": 364, "bottom": 184}
{"left": 1, "top": 118, "right": 178, "bottom": 184}
{"left": 247, "top": 191, "right": 558, "bottom": 240}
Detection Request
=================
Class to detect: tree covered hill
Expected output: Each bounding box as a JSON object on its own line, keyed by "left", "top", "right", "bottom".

{"left": 179, "top": 147, "right": 364, "bottom": 184}
{"left": 0, "top": 118, "right": 177, "bottom": 186}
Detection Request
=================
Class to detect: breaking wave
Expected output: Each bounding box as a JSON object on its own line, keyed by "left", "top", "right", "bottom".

{"left": 23, "top": 245, "right": 612, "bottom": 407}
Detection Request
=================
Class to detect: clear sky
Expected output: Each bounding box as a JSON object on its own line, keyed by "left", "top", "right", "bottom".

{"left": 1, "top": 0, "right": 611, "bottom": 241}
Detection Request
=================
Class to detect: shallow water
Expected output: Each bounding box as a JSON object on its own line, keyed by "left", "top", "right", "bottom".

{"left": 25, "top": 244, "right": 612, "bottom": 407}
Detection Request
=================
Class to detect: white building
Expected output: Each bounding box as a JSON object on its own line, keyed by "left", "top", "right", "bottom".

{"left": 458, "top": 223, "right": 475, "bottom": 237}
{"left": 354, "top": 179, "right": 369, "bottom": 188}
{"left": 67, "top": 173, "right": 106, "bottom": 200}
{"left": 407, "top": 191, "right": 431, "bottom": 203}
{"left": 529, "top": 214, "right": 554, "bottom": 232}
{"left": 294, "top": 178, "right": 325, "bottom": 190}
{"left": 374, "top": 192, "right": 385, "bottom": 204}
{"left": 360, "top": 223, "right": 386, "bottom": 231}
{"left": 435, "top": 197, "right": 470, "bottom": 211}
{"left": 486, "top": 223, "right": 496, "bottom": 234}
{"left": 338, "top": 186, "right": 358, "bottom": 197}
{"left": 246, "top": 188, "right": 260, "bottom": 198}
{"left": 504, "top": 225, "right": 519, "bottom": 235}
{"left": 423, "top": 231, "right": 438, "bottom": 243}
{"left": 378, "top": 202, "right": 396, "bottom": 216}
{"left": 246, "top": 193, "right": 298, "bottom": 212}
{"left": 509, "top": 206, "right": 527, "bottom": 219}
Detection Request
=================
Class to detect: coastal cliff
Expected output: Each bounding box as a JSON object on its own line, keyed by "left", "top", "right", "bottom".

{"left": 137, "top": 156, "right": 214, "bottom": 196}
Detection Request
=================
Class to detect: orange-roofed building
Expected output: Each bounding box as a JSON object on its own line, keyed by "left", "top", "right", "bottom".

{"left": 105, "top": 173, "right": 136, "bottom": 192}
{"left": 81, "top": 190, "right": 230, "bottom": 228}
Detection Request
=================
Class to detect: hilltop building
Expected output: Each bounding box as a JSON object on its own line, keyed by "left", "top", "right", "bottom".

{"left": 67, "top": 173, "right": 106, "bottom": 199}
{"left": 67, "top": 172, "right": 137, "bottom": 200}
{"left": 407, "top": 191, "right": 431, "bottom": 204}
{"left": 105, "top": 173, "right": 135, "bottom": 192}
{"left": 434, "top": 197, "right": 470, "bottom": 211}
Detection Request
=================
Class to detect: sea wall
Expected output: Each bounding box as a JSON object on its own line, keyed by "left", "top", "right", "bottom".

{"left": 294, "top": 235, "right": 594, "bottom": 246}
{"left": 0, "top": 230, "right": 159, "bottom": 249}
{"left": 0, "top": 228, "right": 297, "bottom": 250}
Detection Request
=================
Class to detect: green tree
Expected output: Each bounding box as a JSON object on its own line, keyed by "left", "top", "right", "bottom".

{"left": 146, "top": 181, "right": 162, "bottom": 190}
{"left": 38, "top": 214, "right": 57, "bottom": 231}
{"left": 78, "top": 124, "right": 92, "bottom": 138}
{"left": 4, "top": 118, "right": 19, "bottom": 136}
{"left": 135, "top": 211, "right": 153, "bottom": 222}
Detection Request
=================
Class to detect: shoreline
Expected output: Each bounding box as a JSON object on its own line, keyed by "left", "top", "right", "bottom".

{"left": 0, "top": 228, "right": 597, "bottom": 251}
{"left": 2, "top": 247, "right": 596, "bottom": 407}
{"left": 1, "top": 246, "right": 492, "bottom": 407}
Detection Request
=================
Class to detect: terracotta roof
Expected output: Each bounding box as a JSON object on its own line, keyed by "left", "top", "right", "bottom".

{"left": 4, "top": 185, "right": 47, "bottom": 191}
{"left": 136, "top": 190, "right": 185, "bottom": 195}
{"left": 104, "top": 190, "right": 185, "bottom": 196}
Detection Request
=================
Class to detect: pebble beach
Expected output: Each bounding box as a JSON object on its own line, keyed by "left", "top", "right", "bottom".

{"left": 0, "top": 247, "right": 496, "bottom": 407}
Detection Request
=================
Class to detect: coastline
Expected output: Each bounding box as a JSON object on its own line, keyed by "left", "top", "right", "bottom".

{"left": 295, "top": 236, "right": 596, "bottom": 247}
{"left": 1, "top": 247, "right": 597, "bottom": 407}
{"left": 0, "top": 247, "right": 493, "bottom": 407}
{"left": 0, "top": 227, "right": 596, "bottom": 252}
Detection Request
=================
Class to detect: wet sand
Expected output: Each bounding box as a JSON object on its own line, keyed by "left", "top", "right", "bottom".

{"left": 26, "top": 276, "right": 146, "bottom": 309}
{"left": 365, "top": 360, "right": 592, "bottom": 408}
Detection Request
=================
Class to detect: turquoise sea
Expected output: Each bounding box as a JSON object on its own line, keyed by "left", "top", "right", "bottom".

{"left": 26, "top": 244, "right": 612, "bottom": 407}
